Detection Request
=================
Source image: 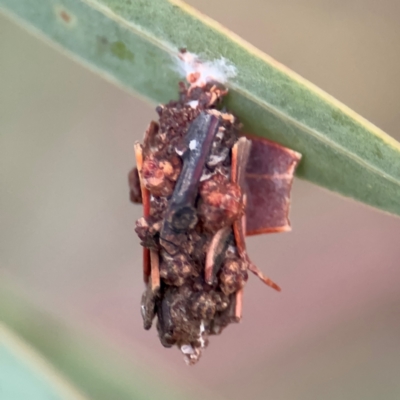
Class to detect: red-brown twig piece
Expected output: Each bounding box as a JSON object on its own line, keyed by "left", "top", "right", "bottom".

{"left": 235, "top": 288, "right": 243, "bottom": 321}
{"left": 248, "top": 263, "right": 281, "bottom": 292}
{"left": 134, "top": 143, "right": 151, "bottom": 283}
{"left": 150, "top": 249, "right": 160, "bottom": 292}
{"left": 231, "top": 138, "right": 251, "bottom": 257}
{"left": 205, "top": 226, "right": 231, "bottom": 285}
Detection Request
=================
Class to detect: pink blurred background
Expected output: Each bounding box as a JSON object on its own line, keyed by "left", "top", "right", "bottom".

{"left": 1, "top": 0, "right": 400, "bottom": 398}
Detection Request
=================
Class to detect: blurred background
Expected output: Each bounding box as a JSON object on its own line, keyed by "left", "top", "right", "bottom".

{"left": 1, "top": 0, "right": 400, "bottom": 399}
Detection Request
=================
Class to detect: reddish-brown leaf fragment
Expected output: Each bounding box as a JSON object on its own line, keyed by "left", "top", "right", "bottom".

{"left": 232, "top": 141, "right": 281, "bottom": 292}
{"left": 244, "top": 136, "right": 301, "bottom": 236}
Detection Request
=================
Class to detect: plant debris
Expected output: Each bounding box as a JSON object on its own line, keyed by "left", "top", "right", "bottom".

{"left": 128, "top": 59, "right": 301, "bottom": 364}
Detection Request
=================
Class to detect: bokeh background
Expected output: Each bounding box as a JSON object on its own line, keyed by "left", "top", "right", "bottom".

{"left": 1, "top": 1, "right": 400, "bottom": 399}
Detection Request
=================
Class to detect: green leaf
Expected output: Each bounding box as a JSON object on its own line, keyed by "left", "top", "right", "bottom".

{"left": 0, "top": 284, "right": 207, "bottom": 400}
{"left": 0, "top": 323, "right": 88, "bottom": 400}
{"left": 1, "top": 0, "right": 400, "bottom": 215}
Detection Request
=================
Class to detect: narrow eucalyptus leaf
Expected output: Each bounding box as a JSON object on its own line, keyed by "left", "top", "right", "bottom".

{"left": 0, "top": 284, "right": 210, "bottom": 400}
{"left": 1, "top": 0, "right": 400, "bottom": 215}
{"left": 0, "top": 323, "right": 88, "bottom": 400}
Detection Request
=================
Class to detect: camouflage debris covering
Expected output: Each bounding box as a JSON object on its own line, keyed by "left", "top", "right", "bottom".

{"left": 128, "top": 70, "right": 301, "bottom": 364}
{"left": 130, "top": 80, "right": 250, "bottom": 365}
